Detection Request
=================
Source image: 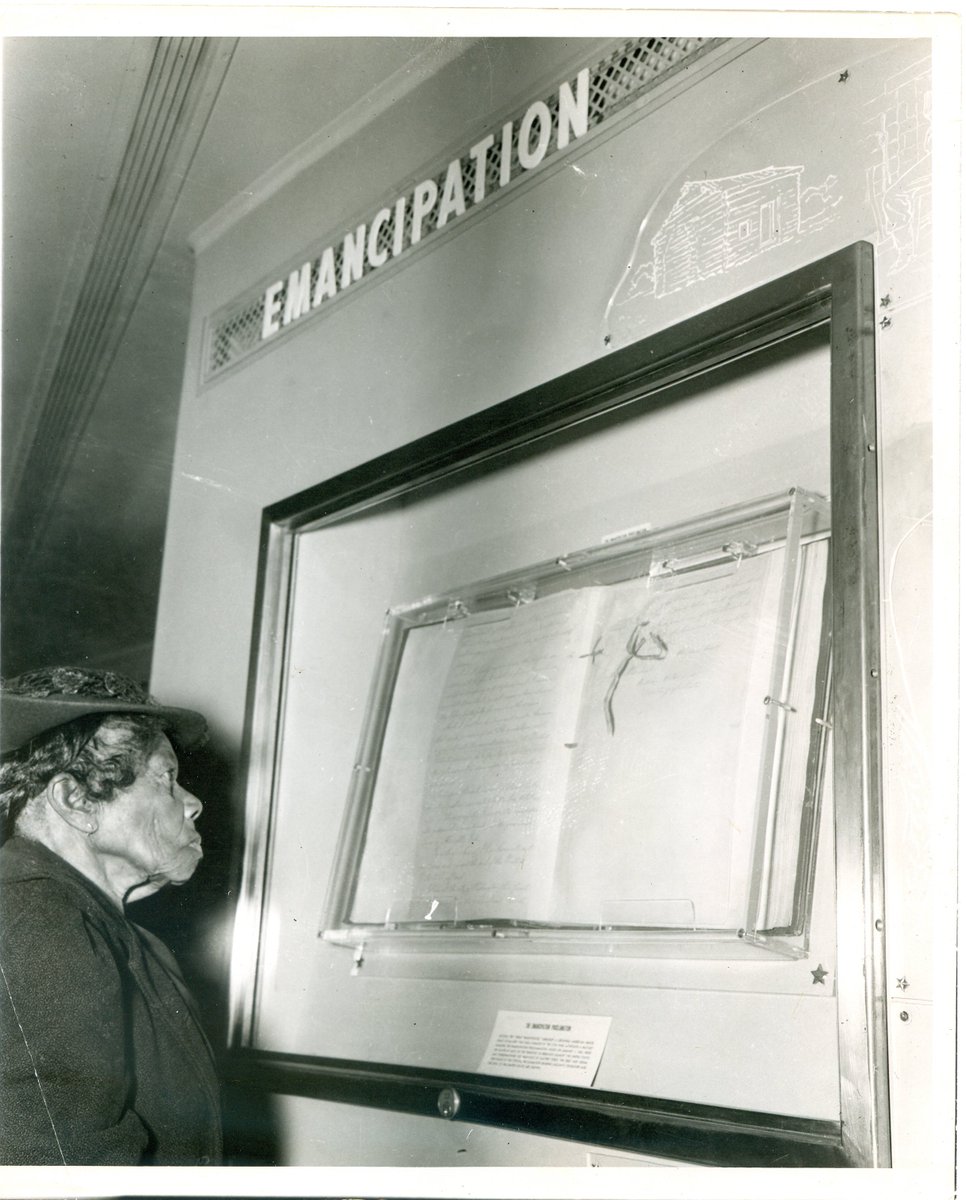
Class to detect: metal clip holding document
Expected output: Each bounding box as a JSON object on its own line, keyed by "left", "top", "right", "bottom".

{"left": 442, "top": 597, "right": 471, "bottom": 625}
{"left": 649, "top": 540, "right": 759, "bottom": 578}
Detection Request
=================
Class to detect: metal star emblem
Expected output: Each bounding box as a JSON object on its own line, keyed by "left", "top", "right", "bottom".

{"left": 811, "top": 964, "right": 829, "bottom": 985}
{"left": 896, "top": 977, "right": 910, "bottom": 991}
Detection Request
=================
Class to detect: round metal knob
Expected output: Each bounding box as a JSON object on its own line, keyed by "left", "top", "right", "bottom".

{"left": 437, "top": 1086, "right": 461, "bottom": 1120}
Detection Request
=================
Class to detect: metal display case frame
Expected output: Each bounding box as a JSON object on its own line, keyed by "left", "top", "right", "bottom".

{"left": 227, "top": 243, "right": 886, "bottom": 1167}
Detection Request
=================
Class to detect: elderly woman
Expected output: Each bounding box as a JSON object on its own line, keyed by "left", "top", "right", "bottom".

{"left": 0, "top": 667, "right": 222, "bottom": 1165}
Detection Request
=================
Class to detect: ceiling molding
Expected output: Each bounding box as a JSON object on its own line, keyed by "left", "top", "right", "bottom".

{"left": 2, "top": 38, "right": 158, "bottom": 493}
{"left": 3, "top": 36, "right": 237, "bottom": 565}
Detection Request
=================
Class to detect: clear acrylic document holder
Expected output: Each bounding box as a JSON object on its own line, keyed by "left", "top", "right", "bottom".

{"left": 322, "top": 488, "right": 831, "bottom": 961}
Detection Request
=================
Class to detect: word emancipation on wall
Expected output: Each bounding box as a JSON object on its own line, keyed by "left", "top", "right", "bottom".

{"left": 261, "top": 69, "right": 591, "bottom": 341}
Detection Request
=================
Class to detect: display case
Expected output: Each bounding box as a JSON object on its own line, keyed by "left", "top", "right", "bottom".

{"left": 227, "top": 243, "right": 886, "bottom": 1167}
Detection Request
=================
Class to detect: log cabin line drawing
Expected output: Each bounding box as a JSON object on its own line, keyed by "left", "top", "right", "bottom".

{"left": 623, "top": 166, "right": 841, "bottom": 303}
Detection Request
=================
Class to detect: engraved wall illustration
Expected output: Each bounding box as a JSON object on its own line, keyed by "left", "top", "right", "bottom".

{"left": 643, "top": 166, "right": 839, "bottom": 300}
{"left": 605, "top": 48, "right": 931, "bottom": 346}
{"left": 865, "top": 55, "right": 931, "bottom": 303}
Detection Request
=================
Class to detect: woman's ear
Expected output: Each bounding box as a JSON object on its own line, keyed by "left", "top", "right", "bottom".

{"left": 46, "top": 774, "right": 98, "bottom": 834}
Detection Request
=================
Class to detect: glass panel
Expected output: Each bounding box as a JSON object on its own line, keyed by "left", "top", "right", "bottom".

{"left": 336, "top": 490, "right": 830, "bottom": 951}
{"left": 244, "top": 326, "right": 841, "bottom": 1125}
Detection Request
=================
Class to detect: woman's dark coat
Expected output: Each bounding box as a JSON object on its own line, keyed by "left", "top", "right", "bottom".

{"left": 0, "top": 835, "right": 222, "bottom": 1164}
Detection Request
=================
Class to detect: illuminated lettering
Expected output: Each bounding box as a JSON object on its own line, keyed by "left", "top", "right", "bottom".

{"left": 257, "top": 68, "right": 595, "bottom": 342}
{"left": 392, "top": 195, "right": 407, "bottom": 257}
{"left": 411, "top": 178, "right": 438, "bottom": 244}
{"left": 558, "top": 68, "right": 590, "bottom": 148}
{"left": 468, "top": 134, "right": 494, "bottom": 203}
{"left": 367, "top": 207, "right": 392, "bottom": 268}
{"left": 517, "top": 100, "right": 551, "bottom": 170}
{"left": 499, "top": 120, "right": 513, "bottom": 186}
{"left": 437, "top": 159, "right": 466, "bottom": 227}
{"left": 282, "top": 262, "right": 312, "bottom": 325}
{"left": 261, "top": 279, "right": 284, "bottom": 338}
{"left": 312, "top": 247, "right": 337, "bottom": 305}
{"left": 341, "top": 223, "right": 366, "bottom": 289}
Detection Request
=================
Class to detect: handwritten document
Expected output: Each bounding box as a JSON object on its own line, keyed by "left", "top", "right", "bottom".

{"left": 350, "top": 544, "right": 816, "bottom": 930}
{"left": 551, "top": 553, "right": 782, "bottom": 927}
{"left": 410, "top": 590, "right": 597, "bottom": 920}
{"left": 478, "top": 1010, "right": 612, "bottom": 1087}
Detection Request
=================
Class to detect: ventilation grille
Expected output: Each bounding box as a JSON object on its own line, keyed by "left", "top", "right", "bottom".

{"left": 205, "top": 36, "right": 714, "bottom": 382}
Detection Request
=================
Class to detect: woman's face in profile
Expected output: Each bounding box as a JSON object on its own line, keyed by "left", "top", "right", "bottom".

{"left": 92, "top": 732, "right": 204, "bottom": 889}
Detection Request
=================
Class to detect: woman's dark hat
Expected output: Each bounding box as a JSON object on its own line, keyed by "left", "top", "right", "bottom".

{"left": 0, "top": 666, "right": 208, "bottom": 755}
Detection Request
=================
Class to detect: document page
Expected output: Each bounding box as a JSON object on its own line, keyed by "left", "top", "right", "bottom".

{"left": 549, "top": 552, "right": 782, "bottom": 927}
{"left": 348, "top": 619, "right": 461, "bottom": 924}
{"left": 409, "top": 589, "right": 599, "bottom": 921}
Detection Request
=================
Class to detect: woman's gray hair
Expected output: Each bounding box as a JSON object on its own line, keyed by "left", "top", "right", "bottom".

{"left": 0, "top": 712, "right": 164, "bottom": 841}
